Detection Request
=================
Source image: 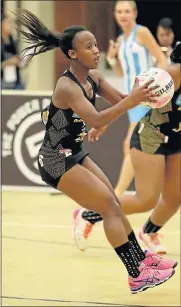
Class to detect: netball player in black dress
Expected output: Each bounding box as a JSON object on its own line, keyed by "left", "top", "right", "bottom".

{"left": 16, "top": 9, "right": 176, "bottom": 294}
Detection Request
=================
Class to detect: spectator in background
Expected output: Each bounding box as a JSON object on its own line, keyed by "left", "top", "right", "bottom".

{"left": 156, "top": 17, "right": 175, "bottom": 62}
{"left": 1, "top": 14, "right": 24, "bottom": 89}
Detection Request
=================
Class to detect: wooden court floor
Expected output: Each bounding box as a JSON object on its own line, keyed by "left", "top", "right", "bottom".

{"left": 2, "top": 191, "right": 180, "bottom": 306}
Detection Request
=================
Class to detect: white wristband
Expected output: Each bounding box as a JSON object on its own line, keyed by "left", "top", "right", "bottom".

{"left": 106, "top": 57, "right": 117, "bottom": 66}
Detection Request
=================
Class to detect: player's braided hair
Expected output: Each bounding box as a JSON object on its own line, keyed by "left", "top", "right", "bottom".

{"left": 15, "top": 9, "right": 87, "bottom": 62}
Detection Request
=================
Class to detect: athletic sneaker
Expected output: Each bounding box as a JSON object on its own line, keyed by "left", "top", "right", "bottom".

{"left": 73, "top": 208, "right": 94, "bottom": 251}
{"left": 139, "top": 230, "right": 167, "bottom": 254}
{"left": 129, "top": 264, "right": 175, "bottom": 294}
{"left": 142, "top": 250, "right": 177, "bottom": 269}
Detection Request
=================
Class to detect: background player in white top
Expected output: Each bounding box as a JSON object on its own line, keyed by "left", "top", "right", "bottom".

{"left": 106, "top": 0, "right": 168, "bottom": 197}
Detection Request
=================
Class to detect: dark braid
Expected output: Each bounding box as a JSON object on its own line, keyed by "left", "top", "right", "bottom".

{"left": 15, "top": 9, "right": 87, "bottom": 62}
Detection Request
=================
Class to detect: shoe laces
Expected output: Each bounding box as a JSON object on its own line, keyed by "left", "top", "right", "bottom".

{"left": 146, "top": 253, "right": 161, "bottom": 265}
{"left": 142, "top": 266, "right": 160, "bottom": 278}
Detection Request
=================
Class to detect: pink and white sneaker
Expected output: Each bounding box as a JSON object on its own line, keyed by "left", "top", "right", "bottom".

{"left": 142, "top": 250, "right": 178, "bottom": 269}
{"left": 139, "top": 230, "right": 166, "bottom": 254}
{"left": 72, "top": 208, "right": 94, "bottom": 251}
{"left": 129, "top": 264, "right": 175, "bottom": 294}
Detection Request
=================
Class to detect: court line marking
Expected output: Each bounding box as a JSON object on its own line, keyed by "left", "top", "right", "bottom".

{"left": 3, "top": 235, "right": 180, "bottom": 257}
{"left": 3, "top": 235, "right": 110, "bottom": 250}
{"left": 1, "top": 295, "right": 149, "bottom": 306}
{"left": 2, "top": 221, "right": 180, "bottom": 235}
{"left": 2, "top": 222, "right": 103, "bottom": 230}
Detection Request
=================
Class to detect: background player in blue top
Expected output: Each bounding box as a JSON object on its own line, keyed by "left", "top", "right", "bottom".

{"left": 106, "top": 0, "right": 168, "bottom": 197}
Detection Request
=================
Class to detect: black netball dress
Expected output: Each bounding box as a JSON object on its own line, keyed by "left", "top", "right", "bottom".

{"left": 38, "top": 70, "right": 97, "bottom": 189}
{"left": 131, "top": 80, "right": 181, "bottom": 156}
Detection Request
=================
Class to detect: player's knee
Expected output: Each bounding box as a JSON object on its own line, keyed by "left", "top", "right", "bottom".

{"left": 163, "top": 193, "right": 181, "bottom": 210}
{"left": 100, "top": 193, "right": 120, "bottom": 216}
{"left": 139, "top": 194, "right": 158, "bottom": 212}
{"left": 172, "top": 194, "right": 180, "bottom": 208}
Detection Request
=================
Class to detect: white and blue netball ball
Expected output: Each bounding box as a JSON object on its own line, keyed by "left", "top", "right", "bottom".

{"left": 137, "top": 67, "right": 174, "bottom": 108}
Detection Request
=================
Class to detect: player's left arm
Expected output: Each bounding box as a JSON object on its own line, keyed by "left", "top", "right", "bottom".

{"left": 88, "top": 69, "right": 128, "bottom": 141}
{"left": 89, "top": 69, "right": 127, "bottom": 106}
{"left": 137, "top": 26, "right": 168, "bottom": 69}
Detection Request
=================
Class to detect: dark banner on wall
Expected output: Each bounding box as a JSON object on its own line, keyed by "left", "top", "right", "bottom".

{"left": 2, "top": 92, "right": 133, "bottom": 189}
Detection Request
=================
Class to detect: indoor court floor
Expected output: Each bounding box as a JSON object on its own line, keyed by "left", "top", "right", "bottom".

{"left": 2, "top": 191, "right": 180, "bottom": 306}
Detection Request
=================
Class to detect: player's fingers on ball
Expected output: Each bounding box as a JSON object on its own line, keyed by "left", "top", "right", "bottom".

{"left": 143, "top": 78, "right": 154, "bottom": 87}
{"left": 149, "top": 85, "right": 160, "bottom": 91}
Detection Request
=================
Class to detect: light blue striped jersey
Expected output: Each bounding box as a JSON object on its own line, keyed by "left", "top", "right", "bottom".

{"left": 118, "top": 24, "right": 153, "bottom": 94}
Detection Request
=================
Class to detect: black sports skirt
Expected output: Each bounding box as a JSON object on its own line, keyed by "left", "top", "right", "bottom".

{"left": 38, "top": 145, "right": 89, "bottom": 189}
{"left": 130, "top": 123, "right": 181, "bottom": 156}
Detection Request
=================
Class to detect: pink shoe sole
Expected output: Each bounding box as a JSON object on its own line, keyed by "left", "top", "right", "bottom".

{"left": 131, "top": 269, "right": 175, "bottom": 294}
